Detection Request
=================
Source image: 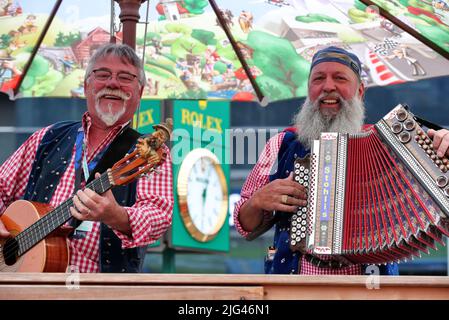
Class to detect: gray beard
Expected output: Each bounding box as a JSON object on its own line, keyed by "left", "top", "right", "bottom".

{"left": 94, "top": 88, "right": 129, "bottom": 127}
{"left": 293, "top": 94, "right": 365, "bottom": 149}
{"left": 95, "top": 102, "right": 126, "bottom": 127}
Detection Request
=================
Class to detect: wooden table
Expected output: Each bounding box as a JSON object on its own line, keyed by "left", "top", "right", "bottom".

{"left": 1, "top": 273, "right": 449, "bottom": 300}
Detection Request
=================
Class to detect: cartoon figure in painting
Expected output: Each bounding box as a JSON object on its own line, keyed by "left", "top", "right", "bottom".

{"left": 238, "top": 10, "right": 253, "bottom": 34}
{"left": 385, "top": 45, "right": 426, "bottom": 76}
{"left": 18, "top": 14, "right": 38, "bottom": 35}
{"left": 433, "top": 0, "right": 449, "bottom": 25}
{"left": 145, "top": 78, "right": 159, "bottom": 96}
{"left": 0, "top": 0, "right": 21, "bottom": 16}
{"left": 190, "top": 55, "right": 201, "bottom": 78}
{"left": 216, "top": 9, "right": 234, "bottom": 27}
{"left": 7, "top": 30, "right": 26, "bottom": 53}
{"left": 60, "top": 54, "right": 75, "bottom": 75}
{"left": 380, "top": 18, "right": 402, "bottom": 37}
{"left": 151, "top": 36, "right": 163, "bottom": 56}
{"left": 176, "top": 58, "right": 192, "bottom": 82}
{"left": 202, "top": 46, "right": 220, "bottom": 81}
{"left": 0, "top": 59, "right": 21, "bottom": 93}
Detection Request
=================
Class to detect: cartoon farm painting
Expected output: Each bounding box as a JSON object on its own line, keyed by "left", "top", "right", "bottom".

{"left": 2, "top": 0, "right": 449, "bottom": 102}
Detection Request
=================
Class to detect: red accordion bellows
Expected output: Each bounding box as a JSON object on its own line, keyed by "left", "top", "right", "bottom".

{"left": 290, "top": 104, "right": 449, "bottom": 265}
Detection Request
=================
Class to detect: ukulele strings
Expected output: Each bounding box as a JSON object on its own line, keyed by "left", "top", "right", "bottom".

{"left": 0, "top": 150, "right": 157, "bottom": 270}
{"left": 0, "top": 166, "right": 122, "bottom": 269}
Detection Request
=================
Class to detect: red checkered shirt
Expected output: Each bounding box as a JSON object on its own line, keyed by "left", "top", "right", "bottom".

{"left": 233, "top": 131, "right": 362, "bottom": 275}
{"left": 0, "top": 113, "right": 173, "bottom": 273}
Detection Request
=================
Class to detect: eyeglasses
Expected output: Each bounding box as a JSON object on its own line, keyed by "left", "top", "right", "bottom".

{"left": 91, "top": 69, "right": 138, "bottom": 85}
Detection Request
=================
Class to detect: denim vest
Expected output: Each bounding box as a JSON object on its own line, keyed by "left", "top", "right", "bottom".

{"left": 265, "top": 129, "right": 399, "bottom": 275}
{"left": 23, "top": 121, "right": 147, "bottom": 273}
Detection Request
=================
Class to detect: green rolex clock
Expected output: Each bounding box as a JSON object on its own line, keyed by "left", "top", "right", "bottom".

{"left": 177, "top": 148, "right": 228, "bottom": 242}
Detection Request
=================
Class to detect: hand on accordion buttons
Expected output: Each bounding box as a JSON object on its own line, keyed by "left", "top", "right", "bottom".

{"left": 427, "top": 128, "right": 449, "bottom": 158}
{"left": 253, "top": 172, "right": 308, "bottom": 213}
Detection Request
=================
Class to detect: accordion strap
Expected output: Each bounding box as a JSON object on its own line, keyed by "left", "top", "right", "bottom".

{"left": 413, "top": 115, "right": 444, "bottom": 131}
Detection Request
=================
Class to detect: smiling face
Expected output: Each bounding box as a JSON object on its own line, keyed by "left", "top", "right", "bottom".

{"left": 84, "top": 55, "right": 143, "bottom": 128}
{"left": 308, "top": 61, "right": 364, "bottom": 118}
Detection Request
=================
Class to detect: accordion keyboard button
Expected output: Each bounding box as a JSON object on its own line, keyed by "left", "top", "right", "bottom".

{"left": 403, "top": 119, "right": 415, "bottom": 131}
{"left": 391, "top": 122, "right": 403, "bottom": 133}
{"left": 399, "top": 131, "right": 411, "bottom": 143}
{"left": 396, "top": 108, "right": 408, "bottom": 121}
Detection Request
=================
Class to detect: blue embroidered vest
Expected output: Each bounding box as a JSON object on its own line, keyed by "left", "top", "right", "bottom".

{"left": 22, "top": 121, "right": 147, "bottom": 273}
{"left": 265, "top": 129, "right": 399, "bottom": 275}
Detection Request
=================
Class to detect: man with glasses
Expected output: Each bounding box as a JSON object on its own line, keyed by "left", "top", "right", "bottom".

{"left": 0, "top": 43, "right": 173, "bottom": 273}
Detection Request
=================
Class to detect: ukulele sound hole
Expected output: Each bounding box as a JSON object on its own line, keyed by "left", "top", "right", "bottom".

{"left": 3, "top": 238, "right": 19, "bottom": 266}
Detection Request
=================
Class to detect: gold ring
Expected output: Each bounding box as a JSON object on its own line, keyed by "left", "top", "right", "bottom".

{"left": 281, "top": 194, "right": 288, "bottom": 205}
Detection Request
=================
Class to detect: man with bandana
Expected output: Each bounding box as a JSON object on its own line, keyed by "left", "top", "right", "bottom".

{"left": 234, "top": 46, "right": 449, "bottom": 275}
{"left": 0, "top": 43, "right": 173, "bottom": 273}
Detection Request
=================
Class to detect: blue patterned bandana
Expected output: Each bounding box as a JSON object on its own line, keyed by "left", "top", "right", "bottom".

{"left": 311, "top": 46, "right": 362, "bottom": 79}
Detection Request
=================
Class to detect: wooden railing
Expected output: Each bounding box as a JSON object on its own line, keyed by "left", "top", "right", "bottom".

{"left": 1, "top": 273, "right": 449, "bottom": 300}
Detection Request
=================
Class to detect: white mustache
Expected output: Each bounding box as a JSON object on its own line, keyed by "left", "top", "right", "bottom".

{"left": 95, "top": 88, "right": 131, "bottom": 101}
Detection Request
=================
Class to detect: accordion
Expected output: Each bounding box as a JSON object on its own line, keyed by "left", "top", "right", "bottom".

{"left": 290, "top": 104, "right": 449, "bottom": 265}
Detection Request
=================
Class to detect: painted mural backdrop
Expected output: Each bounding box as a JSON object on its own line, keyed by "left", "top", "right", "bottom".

{"left": 0, "top": 0, "right": 60, "bottom": 97}
{"left": 211, "top": 0, "right": 449, "bottom": 102}
{"left": 0, "top": 0, "right": 113, "bottom": 99}
{"left": 133, "top": 0, "right": 257, "bottom": 101}
{"left": 2, "top": 0, "right": 449, "bottom": 102}
{"left": 369, "top": 0, "right": 449, "bottom": 54}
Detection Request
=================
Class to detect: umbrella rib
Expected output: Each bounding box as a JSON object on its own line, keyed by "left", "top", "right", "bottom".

{"left": 13, "top": 0, "right": 64, "bottom": 98}
{"left": 208, "top": 0, "right": 265, "bottom": 103}
{"left": 360, "top": 0, "right": 449, "bottom": 61}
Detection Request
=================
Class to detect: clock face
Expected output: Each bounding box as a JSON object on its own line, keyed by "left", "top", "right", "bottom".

{"left": 177, "top": 148, "right": 228, "bottom": 242}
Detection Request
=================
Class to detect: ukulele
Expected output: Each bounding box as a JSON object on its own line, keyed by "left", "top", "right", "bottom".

{"left": 0, "top": 122, "right": 171, "bottom": 273}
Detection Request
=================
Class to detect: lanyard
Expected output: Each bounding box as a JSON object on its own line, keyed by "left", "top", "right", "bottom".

{"left": 71, "top": 128, "right": 106, "bottom": 237}
{"left": 74, "top": 128, "right": 106, "bottom": 188}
